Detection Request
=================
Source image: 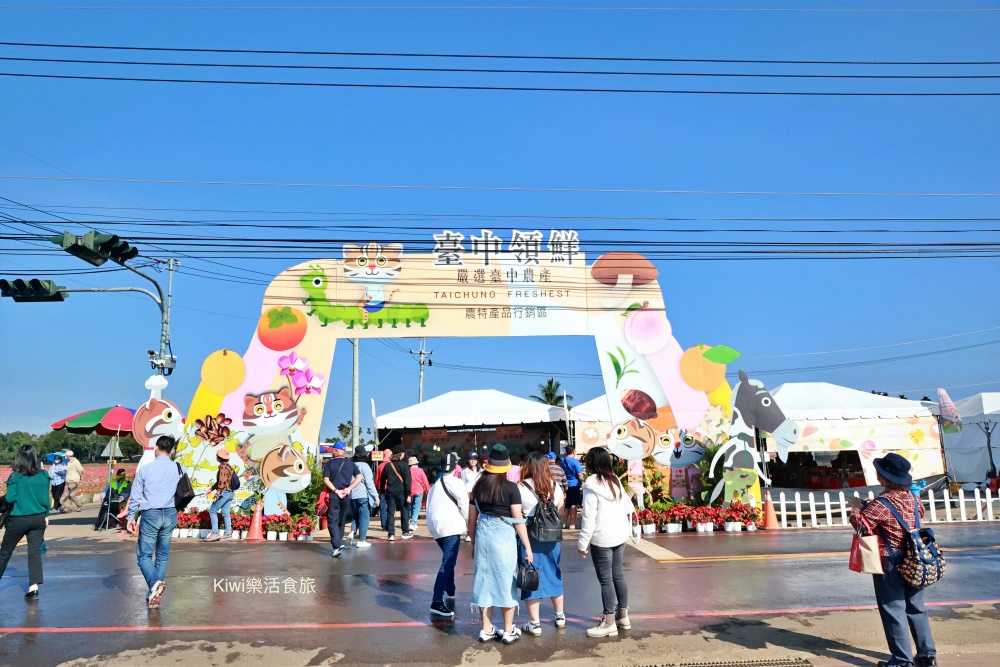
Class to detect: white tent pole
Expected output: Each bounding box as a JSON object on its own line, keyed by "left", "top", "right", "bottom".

{"left": 563, "top": 390, "right": 572, "bottom": 452}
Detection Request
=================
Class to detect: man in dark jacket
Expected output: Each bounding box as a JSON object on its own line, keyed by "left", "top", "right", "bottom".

{"left": 378, "top": 446, "right": 413, "bottom": 541}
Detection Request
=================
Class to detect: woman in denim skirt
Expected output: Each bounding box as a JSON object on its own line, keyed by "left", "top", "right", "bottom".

{"left": 468, "top": 445, "right": 533, "bottom": 645}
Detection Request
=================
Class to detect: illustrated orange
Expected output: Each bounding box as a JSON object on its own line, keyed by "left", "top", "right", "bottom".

{"left": 680, "top": 344, "right": 727, "bottom": 391}
{"left": 200, "top": 349, "right": 246, "bottom": 396}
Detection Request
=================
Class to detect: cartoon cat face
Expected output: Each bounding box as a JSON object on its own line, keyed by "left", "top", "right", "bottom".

{"left": 607, "top": 418, "right": 657, "bottom": 462}
{"left": 259, "top": 444, "right": 311, "bottom": 493}
{"left": 343, "top": 242, "right": 403, "bottom": 285}
{"left": 651, "top": 429, "right": 707, "bottom": 468}
{"left": 132, "top": 398, "right": 185, "bottom": 449}
{"left": 242, "top": 388, "right": 299, "bottom": 436}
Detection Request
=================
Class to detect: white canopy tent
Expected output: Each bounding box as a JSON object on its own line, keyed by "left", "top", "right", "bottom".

{"left": 569, "top": 395, "right": 612, "bottom": 423}
{"left": 766, "top": 383, "right": 944, "bottom": 484}
{"left": 941, "top": 392, "right": 1000, "bottom": 484}
{"left": 769, "top": 382, "right": 934, "bottom": 421}
{"left": 377, "top": 389, "right": 568, "bottom": 430}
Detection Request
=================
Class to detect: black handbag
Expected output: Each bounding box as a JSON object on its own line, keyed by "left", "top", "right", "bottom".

{"left": 0, "top": 497, "right": 12, "bottom": 530}
{"left": 516, "top": 560, "right": 540, "bottom": 592}
{"left": 174, "top": 463, "right": 196, "bottom": 510}
{"left": 524, "top": 482, "right": 563, "bottom": 543}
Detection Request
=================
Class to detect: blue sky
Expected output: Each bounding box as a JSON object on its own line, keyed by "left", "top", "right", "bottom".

{"left": 1, "top": 3, "right": 998, "bottom": 437}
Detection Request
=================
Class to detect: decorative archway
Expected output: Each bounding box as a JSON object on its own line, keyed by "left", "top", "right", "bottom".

{"left": 167, "top": 238, "right": 791, "bottom": 512}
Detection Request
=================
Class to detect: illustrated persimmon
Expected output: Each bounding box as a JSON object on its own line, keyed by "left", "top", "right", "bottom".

{"left": 257, "top": 306, "right": 308, "bottom": 351}
{"left": 201, "top": 349, "right": 246, "bottom": 396}
{"left": 680, "top": 344, "right": 727, "bottom": 391}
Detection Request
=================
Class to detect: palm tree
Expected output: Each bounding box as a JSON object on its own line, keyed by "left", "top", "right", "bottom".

{"left": 530, "top": 378, "right": 573, "bottom": 407}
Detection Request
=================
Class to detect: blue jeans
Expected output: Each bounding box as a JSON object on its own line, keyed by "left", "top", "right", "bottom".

{"left": 351, "top": 498, "right": 371, "bottom": 541}
{"left": 872, "top": 558, "right": 936, "bottom": 664}
{"left": 136, "top": 508, "right": 177, "bottom": 593}
{"left": 209, "top": 491, "right": 234, "bottom": 535}
{"left": 410, "top": 493, "right": 423, "bottom": 524}
{"left": 433, "top": 535, "right": 461, "bottom": 603}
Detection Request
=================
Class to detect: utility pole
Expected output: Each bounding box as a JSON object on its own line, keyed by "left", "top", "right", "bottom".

{"left": 352, "top": 338, "right": 360, "bottom": 453}
{"left": 409, "top": 338, "right": 433, "bottom": 403}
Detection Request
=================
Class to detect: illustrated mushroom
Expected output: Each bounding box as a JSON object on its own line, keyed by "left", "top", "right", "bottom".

{"left": 590, "top": 251, "right": 659, "bottom": 309}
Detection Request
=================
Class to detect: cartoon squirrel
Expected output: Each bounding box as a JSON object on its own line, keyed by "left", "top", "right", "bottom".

{"left": 132, "top": 398, "right": 185, "bottom": 469}
{"left": 259, "top": 444, "right": 311, "bottom": 516}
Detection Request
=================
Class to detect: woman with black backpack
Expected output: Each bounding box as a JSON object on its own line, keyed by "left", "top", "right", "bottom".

{"left": 517, "top": 451, "right": 566, "bottom": 636}
{"left": 849, "top": 453, "right": 937, "bottom": 667}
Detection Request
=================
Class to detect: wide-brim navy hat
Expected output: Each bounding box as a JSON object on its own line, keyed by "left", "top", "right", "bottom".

{"left": 873, "top": 452, "right": 912, "bottom": 486}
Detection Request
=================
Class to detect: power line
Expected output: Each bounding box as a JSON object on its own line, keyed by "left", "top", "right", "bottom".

{"left": 0, "top": 6, "right": 997, "bottom": 14}
{"left": 5, "top": 70, "right": 998, "bottom": 96}
{"left": 2, "top": 41, "right": 1000, "bottom": 64}
{"left": 5, "top": 202, "right": 1000, "bottom": 223}
{"left": 3, "top": 175, "right": 998, "bottom": 197}
{"left": 744, "top": 325, "right": 1000, "bottom": 358}
{"left": 5, "top": 55, "right": 1000, "bottom": 80}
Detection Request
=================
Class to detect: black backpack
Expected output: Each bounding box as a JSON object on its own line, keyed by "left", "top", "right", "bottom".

{"left": 524, "top": 482, "right": 563, "bottom": 543}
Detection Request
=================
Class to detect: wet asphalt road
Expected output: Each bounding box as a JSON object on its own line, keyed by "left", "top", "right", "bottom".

{"left": 0, "top": 523, "right": 997, "bottom": 666}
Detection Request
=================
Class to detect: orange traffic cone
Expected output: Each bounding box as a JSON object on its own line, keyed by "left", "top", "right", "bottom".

{"left": 246, "top": 501, "right": 265, "bottom": 541}
{"left": 762, "top": 491, "right": 780, "bottom": 530}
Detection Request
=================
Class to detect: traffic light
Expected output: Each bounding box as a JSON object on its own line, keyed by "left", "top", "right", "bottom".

{"left": 50, "top": 230, "right": 139, "bottom": 266}
{"left": 0, "top": 278, "right": 68, "bottom": 302}
{"left": 94, "top": 233, "right": 140, "bottom": 264}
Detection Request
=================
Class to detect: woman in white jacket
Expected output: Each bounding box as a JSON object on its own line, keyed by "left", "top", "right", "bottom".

{"left": 577, "top": 447, "right": 633, "bottom": 638}
{"left": 425, "top": 455, "right": 470, "bottom": 619}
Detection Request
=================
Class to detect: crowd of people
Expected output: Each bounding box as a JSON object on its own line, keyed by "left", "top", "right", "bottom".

{"left": 1, "top": 439, "right": 938, "bottom": 663}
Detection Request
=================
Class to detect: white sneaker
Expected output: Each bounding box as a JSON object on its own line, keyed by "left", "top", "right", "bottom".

{"left": 479, "top": 627, "right": 501, "bottom": 642}
{"left": 464, "top": 535, "right": 472, "bottom": 542}
{"left": 387, "top": 535, "right": 395, "bottom": 542}
{"left": 522, "top": 621, "right": 542, "bottom": 636}
{"left": 401, "top": 532, "right": 414, "bottom": 540}
{"left": 355, "top": 540, "right": 371, "bottom": 548}
{"left": 500, "top": 627, "right": 522, "bottom": 644}
{"left": 554, "top": 612, "right": 566, "bottom": 628}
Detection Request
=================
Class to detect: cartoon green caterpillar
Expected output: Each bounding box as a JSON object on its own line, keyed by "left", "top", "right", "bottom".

{"left": 299, "top": 265, "right": 429, "bottom": 329}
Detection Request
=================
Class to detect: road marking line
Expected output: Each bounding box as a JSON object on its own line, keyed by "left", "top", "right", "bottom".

{"left": 658, "top": 544, "right": 1000, "bottom": 563}
{"left": 4, "top": 600, "right": 998, "bottom": 634}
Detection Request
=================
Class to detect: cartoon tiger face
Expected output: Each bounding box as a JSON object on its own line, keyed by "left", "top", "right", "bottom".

{"left": 343, "top": 242, "right": 403, "bottom": 285}
{"left": 242, "top": 387, "right": 299, "bottom": 436}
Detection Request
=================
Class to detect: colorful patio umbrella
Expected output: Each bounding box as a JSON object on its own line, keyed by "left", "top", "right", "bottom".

{"left": 50, "top": 406, "right": 136, "bottom": 436}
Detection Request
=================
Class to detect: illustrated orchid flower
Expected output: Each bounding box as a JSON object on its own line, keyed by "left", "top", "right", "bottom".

{"left": 292, "top": 369, "right": 326, "bottom": 395}
{"left": 278, "top": 351, "right": 308, "bottom": 377}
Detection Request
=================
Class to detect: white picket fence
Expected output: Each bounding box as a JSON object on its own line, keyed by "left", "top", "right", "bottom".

{"left": 772, "top": 488, "right": 999, "bottom": 529}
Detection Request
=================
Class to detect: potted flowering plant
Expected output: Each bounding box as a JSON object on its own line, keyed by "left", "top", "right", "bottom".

{"left": 723, "top": 504, "right": 743, "bottom": 532}
{"left": 196, "top": 510, "right": 212, "bottom": 539}
{"left": 174, "top": 511, "right": 192, "bottom": 538}
{"left": 662, "top": 504, "right": 688, "bottom": 534}
{"left": 230, "top": 511, "right": 252, "bottom": 539}
{"left": 292, "top": 514, "right": 316, "bottom": 541}
{"left": 637, "top": 509, "right": 658, "bottom": 535}
{"left": 743, "top": 504, "right": 763, "bottom": 531}
{"left": 263, "top": 514, "right": 285, "bottom": 541}
{"left": 691, "top": 506, "right": 718, "bottom": 533}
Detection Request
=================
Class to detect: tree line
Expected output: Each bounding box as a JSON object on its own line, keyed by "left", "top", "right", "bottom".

{"left": 0, "top": 430, "right": 142, "bottom": 465}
